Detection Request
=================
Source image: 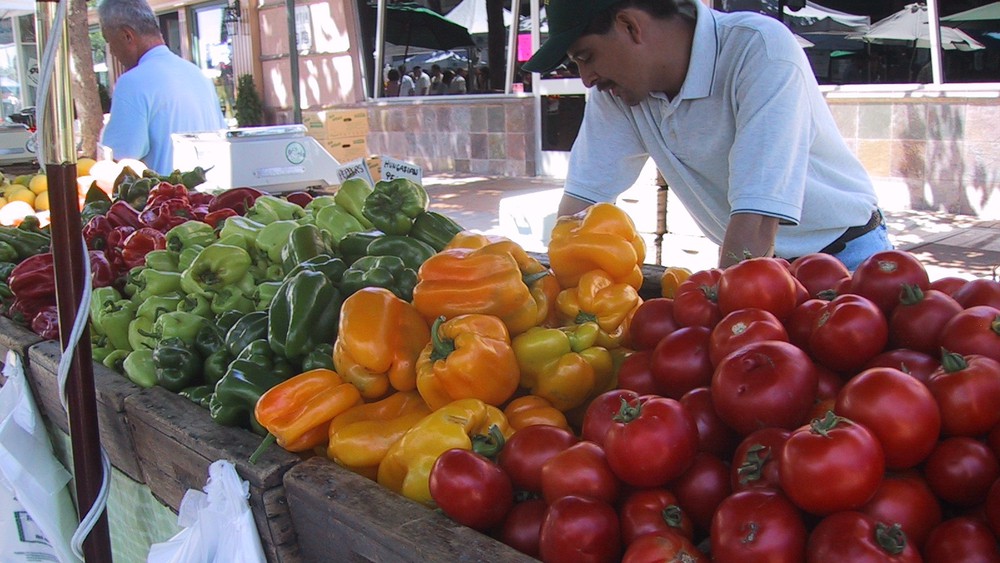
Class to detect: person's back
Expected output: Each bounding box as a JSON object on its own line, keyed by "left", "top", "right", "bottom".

{"left": 398, "top": 66, "right": 416, "bottom": 96}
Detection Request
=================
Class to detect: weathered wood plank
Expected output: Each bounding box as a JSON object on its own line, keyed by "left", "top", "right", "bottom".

{"left": 0, "top": 316, "right": 44, "bottom": 385}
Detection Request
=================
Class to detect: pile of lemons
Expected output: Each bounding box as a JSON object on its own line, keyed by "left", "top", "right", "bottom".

{"left": 0, "top": 157, "right": 97, "bottom": 226}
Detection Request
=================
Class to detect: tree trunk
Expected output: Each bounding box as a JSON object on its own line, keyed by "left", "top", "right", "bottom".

{"left": 68, "top": 0, "right": 102, "bottom": 158}
{"left": 485, "top": 0, "right": 505, "bottom": 92}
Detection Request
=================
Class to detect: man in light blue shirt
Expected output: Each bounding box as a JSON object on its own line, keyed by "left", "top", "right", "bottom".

{"left": 99, "top": 0, "right": 226, "bottom": 175}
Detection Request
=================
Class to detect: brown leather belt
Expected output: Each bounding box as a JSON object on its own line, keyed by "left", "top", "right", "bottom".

{"left": 819, "top": 209, "right": 885, "bottom": 255}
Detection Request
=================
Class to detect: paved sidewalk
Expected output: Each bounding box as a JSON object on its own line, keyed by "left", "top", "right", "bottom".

{"left": 423, "top": 172, "right": 1000, "bottom": 282}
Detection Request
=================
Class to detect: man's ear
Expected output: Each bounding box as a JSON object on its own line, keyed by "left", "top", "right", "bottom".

{"left": 615, "top": 8, "right": 645, "bottom": 45}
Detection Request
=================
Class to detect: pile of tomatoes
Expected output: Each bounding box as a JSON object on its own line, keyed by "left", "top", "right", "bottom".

{"left": 429, "top": 250, "right": 1000, "bottom": 562}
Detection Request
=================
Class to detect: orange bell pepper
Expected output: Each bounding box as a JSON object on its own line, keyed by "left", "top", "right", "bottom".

{"left": 413, "top": 235, "right": 559, "bottom": 335}
{"left": 548, "top": 202, "right": 646, "bottom": 290}
{"left": 334, "top": 287, "right": 431, "bottom": 400}
{"left": 660, "top": 266, "right": 692, "bottom": 298}
{"left": 253, "top": 368, "right": 363, "bottom": 453}
{"left": 327, "top": 390, "right": 432, "bottom": 479}
{"left": 556, "top": 269, "right": 643, "bottom": 336}
{"left": 503, "top": 395, "right": 571, "bottom": 432}
{"left": 416, "top": 314, "right": 520, "bottom": 410}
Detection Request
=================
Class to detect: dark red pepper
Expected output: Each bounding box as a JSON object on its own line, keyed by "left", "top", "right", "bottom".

{"left": 146, "top": 182, "right": 190, "bottom": 210}
{"left": 203, "top": 208, "right": 238, "bottom": 229}
{"left": 6, "top": 295, "right": 55, "bottom": 326}
{"left": 106, "top": 200, "right": 143, "bottom": 229}
{"left": 83, "top": 215, "right": 114, "bottom": 251}
{"left": 139, "top": 198, "right": 195, "bottom": 232}
{"left": 105, "top": 225, "right": 136, "bottom": 275}
{"left": 121, "top": 228, "right": 167, "bottom": 270}
{"left": 8, "top": 253, "right": 55, "bottom": 300}
{"left": 207, "top": 187, "right": 266, "bottom": 215}
{"left": 30, "top": 305, "right": 60, "bottom": 340}
{"left": 189, "top": 191, "right": 215, "bottom": 207}
{"left": 88, "top": 250, "right": 116, "bottom": 288}
{"left": 284, "top": 191, "right": 314, "bottom": 207}
{"left": 191, "top": 204, "right": 211, "bottom": 221}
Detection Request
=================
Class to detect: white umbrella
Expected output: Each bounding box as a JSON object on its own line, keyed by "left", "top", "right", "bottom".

{"left": 848, "top": 3, "right": 985, "bottom": 51}
{"left": 783, "top": 1, "right": 870, "bottom": 34}
{"left": 941, "top": 2, "right": 1000, "bottom": 23}
{"left": 795, "top": 34, "right": 815, "bottom": 49}
{"left": 445, "top": 0, "right": 512, "bottom": 35}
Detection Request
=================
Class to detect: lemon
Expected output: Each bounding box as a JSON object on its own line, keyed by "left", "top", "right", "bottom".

{"left": 0, "top": 197, "right": 7, "bottom": 207}
{"left": 12, "top": 174, "right": 32, "bottom": 187}
{"left": 28, "top": 174, "right": 47, "bottom": 195}
{"left": 7, "top": 187, "right": 34, "bottom": 207}
{"left": 77, "top": 157, "right": 96, "bottom": 177}
{"left": 33, "top": 190, "right": 48, "bottom": 211}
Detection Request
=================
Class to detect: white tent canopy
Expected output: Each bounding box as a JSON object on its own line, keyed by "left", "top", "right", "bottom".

{"left": 848, "top": 3, "right": 985, "bottom": 51}
{"left": 941, "top": 2, "right": 1000, "bottom": 23}
{"left": 0, "top": 0, "right": 33, "bottom": 16}
{"left": 445, "top": 0, "right": 512, "bottom": 35}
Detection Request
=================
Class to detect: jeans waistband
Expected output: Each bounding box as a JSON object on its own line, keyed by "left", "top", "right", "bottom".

{"left": 819, "top": 209, "right": 885, "bottom": 256}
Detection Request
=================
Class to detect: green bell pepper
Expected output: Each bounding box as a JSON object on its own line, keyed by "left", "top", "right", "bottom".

{"left": 17, "top": 215, "right": 47, "bottom": 236}
{"left": 0, "top": 226, "right": 50, "bottom": 261}
{"left": 218, "top": 216, "right": 265, "bottom": 249}
{"left": 179, "top": 385, "right": 214, "bottom": 409}
{"left": 338, "top": 230, "right": 383, "bottom": 266}
{"left": 176, "top": 293, "right": 213, "bottom": 318}
{"left": 133, "top": 268, "right": 183, "bottom": 301}
{"left": 280, "top": 223, "right": 333, "bottom": 273}
{"left": 366, "top": 235, "right": 437, "bottom": 270}
{"left": 123, "top": 349, "right": 157, "bottom": 388}
{"left": 361, "top": 178, "right": 429, "bottom": 236}
{"left": 255, "top": 220, "right": 300, "bottom": 264}
{"left": 0, "top": 241, "right": 17, "bottom": 263}
{"left": 128, "top": 316, "right": 158, "bottom": 351}
{"left": 245, "top": 195, "right": 306, "bottom": 224}
{"left": 409, "top": 211, "right": 464, "bottom": 251}
{"left": 215, "top": 310, "right": 244, "bottom": 335}
{"left": 165, "top": 221, "right": 217, "bottom": 253}
{"left": 314, "top": 204, "right": 365, "bottom": 249}
{"left": 177, "top": 244, "right": 205, "bottom": 272}
{"left": 89, "top": 286, "right": 123, "bottom": 330}
{"left": 102, "top": 349, "right": 130, "bottom": 373}
{"left": 180, "top": 244, "right": 252, "bottom": 297}
{"left": 339, "top": 255, "right": 418, "bottom": 301}
{"left": 301, "top": 343, "right": 336, "bottom": 372}
{"left": 285, "top": 254, "right": 347, "bottom": 284}
{"left": 305, "top": 195, "right": 337, "bottom": 214}
{"left": 202, "top": 348, "right": 234, "bottom": 387}
{"left": 194, "top": 321, "right": 226, "bottom": 358}
{"left": 153, "top": 337, "right": 202, "bottom": 392}
{"left": 267, "top": 269, "right": 342, "bottom": 359}
{"left": 334, "top": 178, "right": 375, "bottom": 229}
{"left": 210, "top": 287, "right": 254, "bottom": 316}
{"left": 252, "top": 281, "right": 283, "bottom": 311}
{"left": 144, "top": 249, "right": 180, "bottom": 273}
{"left": 210, "top": 339, "right": 294, "bottom": 433}
{"left": 95, "top": 299, "right": 137, "bottom": 352}
{"left": 90, "top": 332, "right": 114, "bottom": 365}
{"left": 224, "top": 310, "right": 269, "bottom": 356}
{"left": 153, "top": 311, "right": 206, "bottom": 346}
{"left": 0, "top": 261, "right": 17, "bottom": 280}
{"left": 135, "top": 294, "right": 184, "bottom": 321}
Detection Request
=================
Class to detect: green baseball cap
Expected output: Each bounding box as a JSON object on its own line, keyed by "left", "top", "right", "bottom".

{"left": 522, "top": 0, "right": 621, "bottom": 73}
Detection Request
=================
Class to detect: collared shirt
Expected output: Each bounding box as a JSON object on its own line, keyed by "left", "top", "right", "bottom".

{"left": 400, "top": 74, "right": 416, "bottom": 97}
{"left": 101, "top": 46, "right": 226, "bottom": 175}
{"left": 565, "top": 0, "right": 877, "bottom": 259}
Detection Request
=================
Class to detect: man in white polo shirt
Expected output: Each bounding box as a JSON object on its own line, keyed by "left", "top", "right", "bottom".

{"left": 522, "top": 0, "right": 891, "bottom": 269}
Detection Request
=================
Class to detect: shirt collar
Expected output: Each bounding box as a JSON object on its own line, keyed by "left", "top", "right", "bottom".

{"left": 677, "top": 0, "right": 718, "bottom": 101}
{"left": 138, "top": 44, "right": 170, "bottom": 65}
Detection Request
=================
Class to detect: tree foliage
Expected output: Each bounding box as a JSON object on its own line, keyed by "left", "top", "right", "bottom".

{"left": 234, "top": 73, "right": 264, "bottom": 127}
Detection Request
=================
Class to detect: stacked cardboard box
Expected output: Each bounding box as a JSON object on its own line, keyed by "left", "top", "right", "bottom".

{"left": 301, "top": 108, "right": 370, "bottom": 164}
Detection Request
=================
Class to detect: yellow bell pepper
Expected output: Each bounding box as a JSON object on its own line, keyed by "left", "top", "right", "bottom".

{"left": 327, "top": 390, "right": 432, "bottom": 480}
{"left": 416, "top": 314, "right": 520, "bottom": 411}
{"left": 503, "top": 395, "right": 572, "bottom": 432}
{"left": 556, "top": 269, "right": 642, "bottom": 337}
{"left": 511, "top": 322, "right": 615, "bottom": 411}
{"left": 661, "top": 266, "right": 693, "bottom": 298}
{"left": 547, "top": 202, "right": 646, "bottom": 290}
{"left": 334, "top": 287, "right": 431, "bottom": 400}
{"left": 377, "top": 398, "right": 512, "bottom": 506}
{"left": 413, "top": 234, "right": 559, "bottom": 336}
{"left": 253, "top": 368, "right": 363, "bottom": 453}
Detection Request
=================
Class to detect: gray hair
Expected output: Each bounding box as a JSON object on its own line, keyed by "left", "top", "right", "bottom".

{"left": 98, "top": 0, "right": 161, "bottom": 36}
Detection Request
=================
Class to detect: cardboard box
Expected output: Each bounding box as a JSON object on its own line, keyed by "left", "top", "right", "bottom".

{"left": 325, "top": 108, "right": 369, "bottom": 139}
{"left": 300, "top": 111, "right": 329, "bottom": 140}
{"left": 323, "top": 137, "right": 368, "bottom": 164}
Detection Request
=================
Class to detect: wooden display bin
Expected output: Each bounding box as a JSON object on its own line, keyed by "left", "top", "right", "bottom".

{"left": 0, "top": 317, "right": 44, "bottom": 384}
{"left": 26, "top": 339, "right": 146, "bottom": 482}
{"left": 284, "top": 457, "right": 536, "bottom": 562}
{"left": 124, "top": 387, "right": 303, "bottom": 563}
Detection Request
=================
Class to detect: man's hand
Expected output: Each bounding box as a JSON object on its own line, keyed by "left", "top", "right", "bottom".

{"left": 719, "top": 212, "right": 779, "bottom": 268}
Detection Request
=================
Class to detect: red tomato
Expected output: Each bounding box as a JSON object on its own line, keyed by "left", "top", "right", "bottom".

{"left": 938, "top": 305, "right": 1000, "bottom": 364}
{"left": 926, "top": 352, "right": 1000, "bottom": 437}
{"left": 710, "top": 489, "right": 807, "bottom": 563}
{"left": 923, "top": 517, "right": 1000, "bottom": 563}
{"left": 951, "top": 278, "right": 1000, "bottom": 309}
{"left": 428, "top": 448, "right": 514, "bottom": 531}
{"left": 835, "top": 367, "right": 941, "bottom": 469}
{"left": 784, "top": 298, "right": 826, "bottom": 353}
{"left": 862, "top": 348, "right": 941, "bottom": 383}
{"left": 498, "top": 498, "right": 547, "bottom": 557}
{"left": 806, "top": 511, "right": 921, "bottom": 562}
{"left": 888, "top": 285, "right": 963, "bottom": 354}
{"left": 730, "top": 427, "right": 791, "bottom": 492}
{"left": 850, "top": 249, "right": 930, "bottom": 316}
{"left": 581, "top": 389, "right": 640, "bottom": 447}
{"left": 923, "top": 436, "right": 1000, "bottom": 507}
{"left": 628, "top": 298, "right": 681, "bottom": 350}
{"left": 604, "top": 396, "right": 699, "bottom": 488}
{"left": 789, "top": 253, "right": 851, "bottom": 299}
{"left": 711, "top": 340, "right": 818, "bottom": 436}
{"left": 618, "top": 488, "right": 695, "bottom": 546}
{"left": 717, "top": 257, "right": 799, "bottom": 321}
{"left": 540, "top": 441, "right": 620, "bottom": 505}
{"left": 649, "top": 326, "right": 713, "bottom": 399}
{"left": 621, "top": 529, "right": 707, "bottom": 563}
{"left": 708, "top": 308, "right": 789, "bottom": 367}
{"left": 680, "top": 387, "right": 741, "bottom": 459}
{"left": 672, "top": 269, "right": 723, "bottom": 328}
{"left": 929, "top": 276, "right": 969, "bottom": 296}
{"left": 539, "top": 495, "right": 621, "bottom": 563}
{"left": 668, "top": 452, "right": 732, "bottom": 535}
{"left": 859, "top": 471, "right": 942, "bottom": 551}
{"left": 808, "top": 294, "right": 888, "bottom": 374}
{"left": 616, "top": 350, "right": 662, "bottom": 397}
{"left": 779, "top": 412, "right": 885, "bottom": 515}
{"left": 986, "top": 478, "right": 1000, "bottom": 540}
{"left": 497, "top": 424, "right": 578, "bottom": 494}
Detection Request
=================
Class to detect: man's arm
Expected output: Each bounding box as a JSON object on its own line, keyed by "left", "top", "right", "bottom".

{"left": 719, "top": 212, "right": 779, "bottom": 268}
{"left": 557, "top": 193, "right": 593, "bottom": 217}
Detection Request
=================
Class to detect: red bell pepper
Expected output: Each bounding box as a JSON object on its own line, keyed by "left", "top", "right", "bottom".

{"left": 121, "top": 228, "right": 167, "bottom": 270}
{"left": 191, "top": 204, "right": 211, "bottom": 221}
{"left": 203, "top": 208, "right": 238, "bottom": 229}
{"left": 30, "top": 305, "right": 60, "bottom": 340}
{"left": 88, "top": 250, "right": 116, "bottom": 288}
{"left": 189, "top": 191, "right": 215, "bottom": 207}
{"left": 106, "top": 200, "right": 143, "bottom": 230}
{"left": 146, "top": 182, "right": 190, "bottom": 209}
{"left": 207, "top": 187, "right": 266, "bottom": 215}
{"left": 83, "top": 215, "right": 114, "bottom": 251}
{"left": 139, "top": 198, "right": 195, "bottom": 232}
{"left": 8, "top": 251, "right": 115, "bottom": 304}
{"left": 284, "top": 191, "right": 314, "bottom": 207}
{"left": 6, "top": 296, "right": 55, "bottom": 326}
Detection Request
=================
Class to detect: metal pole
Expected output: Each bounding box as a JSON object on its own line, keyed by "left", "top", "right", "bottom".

{"left": 286, "top": 0, "right": 301, "bottom": 123}
{"left": 926, "top": 0, "right": 944, "bottom": 84}
{"left": 35, "top": 0, "right": 112, "bottom": 561}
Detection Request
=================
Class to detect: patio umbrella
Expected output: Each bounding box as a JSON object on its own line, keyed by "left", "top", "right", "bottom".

{"left": 941, "top": 2, "right": 1000, "bottom": 31}
{"left": 783, "top": 1, "right": 870, "bottom": 34}
{"left": 369, "top": 2, "right": 476, "bottom": 57}
{"left": 848, "top": 3, "right": 986, "bottom": 51}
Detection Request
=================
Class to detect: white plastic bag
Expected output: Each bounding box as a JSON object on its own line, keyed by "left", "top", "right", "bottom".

{"left": 0, "top": 351, "right": 83, "bottom": 563}
{"left": 146, "top": 459, "right": 266, "bottom": 563}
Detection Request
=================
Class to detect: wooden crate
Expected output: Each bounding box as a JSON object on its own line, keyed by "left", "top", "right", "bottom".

{"left": 284, "top": 457, "right": 536, "bottom": 562}
{"left": 26, "top": 340, "right": 146, "bottom": 482}
{"left": 0, "top": 317, "right": 44, "bottom": 385}
{"left": 124, "top": 387, "right": 302, "bottom": 563}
